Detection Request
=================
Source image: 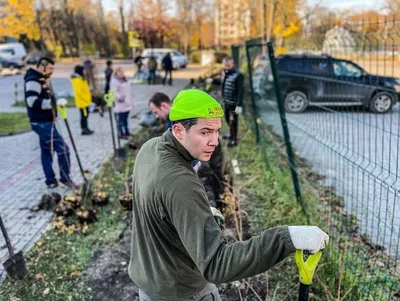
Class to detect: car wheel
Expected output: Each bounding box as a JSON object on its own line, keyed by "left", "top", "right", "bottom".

{"left": 284, "top": 91, "right": 308, "bottom": 113}
{"left": 370, "top": 92, "right": 393, "bottom": 114}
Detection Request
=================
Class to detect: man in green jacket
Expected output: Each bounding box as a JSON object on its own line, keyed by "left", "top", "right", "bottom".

{"left": 129, "top": 89, "right": 329, "bottom": 301}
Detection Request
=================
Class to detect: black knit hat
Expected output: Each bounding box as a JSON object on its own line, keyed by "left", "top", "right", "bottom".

{"left": 74, "top": 65, "right": 84, "bottom": 76}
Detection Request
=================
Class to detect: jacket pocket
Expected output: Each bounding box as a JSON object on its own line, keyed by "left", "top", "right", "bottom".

{"left": 197, "top": 292, "right": 216, "bottom": 301}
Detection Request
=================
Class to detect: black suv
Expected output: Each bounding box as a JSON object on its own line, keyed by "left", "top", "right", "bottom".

{"left": 256, "top": 54, "right": 400, "bottom": 113}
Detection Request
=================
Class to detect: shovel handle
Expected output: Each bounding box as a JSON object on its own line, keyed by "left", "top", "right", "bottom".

{"left": 0, "top": 214, "right": 14, "bottom": 257}
{"left": 298, "top": 283, "right": 310, "bottom": 301}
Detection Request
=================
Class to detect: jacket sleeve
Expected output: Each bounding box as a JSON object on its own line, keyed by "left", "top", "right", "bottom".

{"left": 221, "top": 72, "right": 226, "bottom": 97}
{"left": 110, "top": 79, "right": 124, "bottom": 102}
{"left": 236, "top": 73, "right": 244, "bottom": 106}
{"left": 82, "top": 80, "right": 92, "bottom": 105}
{"left": 25, "top": 81, "right": 52, "bottom": 110}
{"left": 165, "top": 175, "right": 295, "bottom": 284}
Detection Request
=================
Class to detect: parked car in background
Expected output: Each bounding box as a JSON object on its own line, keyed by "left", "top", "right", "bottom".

{"left": 141, "top": 48, "right": 188, "bottom": 70}
{"left": 170, "top": 50, "right": 188, "bottom": 68}
{"left": 256, "top": 54, "right": 400, "bottom": 114}
{"left": 0, "top": 56, "right": 26, "bottom": 75}
{"left": 25, "top": 52, "right": 44, "bottom": 65}
{"left": 0, "top": 43, "right": 27, "bottom": 64}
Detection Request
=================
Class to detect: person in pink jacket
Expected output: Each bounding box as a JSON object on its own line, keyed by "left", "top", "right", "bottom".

{"left": 110, "top": 67, "right": 133, "bottom": 139}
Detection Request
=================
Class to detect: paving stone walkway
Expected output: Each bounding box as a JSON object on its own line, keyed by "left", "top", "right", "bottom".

{"left": 0, "top": 77, "right": 193, "bottom": 279}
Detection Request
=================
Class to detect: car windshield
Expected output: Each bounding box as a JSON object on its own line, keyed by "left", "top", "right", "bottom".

{"left": 333, "top": 60, "right": 365, "bottom": 77}
{"left": 0, "top": 49, "right": 14, "bottom": 55}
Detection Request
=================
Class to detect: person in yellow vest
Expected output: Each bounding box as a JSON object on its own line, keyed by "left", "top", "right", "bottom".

{"left": 71, "top": 65, "right": 94, "bottom": 135}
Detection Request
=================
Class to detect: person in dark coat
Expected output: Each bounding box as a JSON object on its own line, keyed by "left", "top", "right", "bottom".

{"left": 147, "top": 56, "right": 157, "bottom": 85}
{"left": 162, "top": 52, "right": 173, "bottom": 86}
{"left": 104, "top": 60, "right": 113, "bottom": 94}
{"left": 221, "top": 56, "right": 244, "bottom": 147}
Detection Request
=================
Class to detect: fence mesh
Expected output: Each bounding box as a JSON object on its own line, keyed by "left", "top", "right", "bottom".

{"left": 241, "top": 16, "right": 400, "bottom": 300}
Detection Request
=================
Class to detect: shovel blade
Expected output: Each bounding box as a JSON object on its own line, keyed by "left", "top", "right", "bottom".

{"left": 3, "top": 250, "right": 27, "bottom": 280}
{"left": 117, "top": 148, "right": 127, "bottom": 159}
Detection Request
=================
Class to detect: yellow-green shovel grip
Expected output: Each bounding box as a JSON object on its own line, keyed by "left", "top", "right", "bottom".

{"left": 295, "top": 250, "right": 322, "bottom": 285}
{"left": 104, "top": 90, "right": 116, "bottom": 107}
{"left": 57, "top": 105, "right": 68, "bottom": 119}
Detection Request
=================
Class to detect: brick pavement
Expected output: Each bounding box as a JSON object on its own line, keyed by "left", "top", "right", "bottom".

{"left": 0, "top": 78, "right": 193, "bottom": 279}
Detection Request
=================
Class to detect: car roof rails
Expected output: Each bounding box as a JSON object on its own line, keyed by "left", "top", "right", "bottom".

{"left": 283, "top": 52, "right": 333, "bottom": 59}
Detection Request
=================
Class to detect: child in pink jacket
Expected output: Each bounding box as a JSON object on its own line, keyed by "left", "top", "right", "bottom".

{"left": 110, "top": 68, "right": 133, "bottom": 138}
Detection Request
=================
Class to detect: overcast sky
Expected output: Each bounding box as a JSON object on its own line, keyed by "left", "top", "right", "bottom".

{"left": 101, "top": 0, "right": 385, "bottom": 14}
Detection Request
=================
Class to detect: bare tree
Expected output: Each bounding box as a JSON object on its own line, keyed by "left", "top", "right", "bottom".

{"left": 119, "top": 0, "right": 129, "bottom": 57}
{"left": 176, "top": 0, "right": 193, "bottom": 54}
{"left": 97, "top": 0, "right": 111, "bottom": 57}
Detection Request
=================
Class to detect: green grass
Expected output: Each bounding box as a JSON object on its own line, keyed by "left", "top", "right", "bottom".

{"left": 0, "top": 129, "right": 151, "bottom": 301}
{"left": 13, "top": 97, "right": 75, "bottom": 108}
{"left": 0, "top": 112, "right": 31, "bottom": 136}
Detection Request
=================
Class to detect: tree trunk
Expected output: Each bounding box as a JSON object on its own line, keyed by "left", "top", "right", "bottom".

{"left": 34, "top": 9, "right": 48, "bottom": 52}
{"left": 98, "top": 0, "right": 112, "bottom": 57}
{"left": 119, "top": 0, "right": 129, "bottom": 58}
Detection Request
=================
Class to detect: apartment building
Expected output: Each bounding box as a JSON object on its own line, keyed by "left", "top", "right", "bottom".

{"left": 215, "top": 0, "right": 251, "bottom": 47}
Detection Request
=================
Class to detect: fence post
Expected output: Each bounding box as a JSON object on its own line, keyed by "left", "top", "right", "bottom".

{"left": 14, "top": 83, "right": 18, "bottom": 105}
{"left": 267, "top": 42, "right": 308, "bottom": 221}
{"left": 244, "top": 41, "right": 260, "bottom": 144}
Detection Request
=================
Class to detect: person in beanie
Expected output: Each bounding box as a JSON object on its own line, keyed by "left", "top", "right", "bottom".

{"left": 110, "top": 67, "right": 133, "bottom": 139}
{"left": 24, "top": 57, "right": 75, "bottom": 189}
{"left": 130, "top": 89, "right": 329, "bottom": 301}
{"left": 71, "top": 65, "right": 94, "bottom": 135}
{"left": 221, "top": 56, "right": 244, "bottom": 147}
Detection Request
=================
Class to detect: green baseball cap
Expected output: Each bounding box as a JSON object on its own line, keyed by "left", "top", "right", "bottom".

{"left": 170, "top": 89, "right": 224, "bottom": 121}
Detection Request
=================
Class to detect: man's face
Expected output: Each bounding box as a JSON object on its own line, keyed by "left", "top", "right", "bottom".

{"left": 224, "top": 59, "right": 234, "bottom": 71}
{"left": 38, "top": 64, "right": 54, "bottom": 78}
{"left": 173, "top": 118, "right": 221, "bottom": 162}
{"left": 149, "top": 102, "right": 171, "bottom": 120}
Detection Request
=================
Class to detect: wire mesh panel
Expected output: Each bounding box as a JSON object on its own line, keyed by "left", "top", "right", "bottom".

{"left": 245, "top": 16, "right": 400, "bottom": 300}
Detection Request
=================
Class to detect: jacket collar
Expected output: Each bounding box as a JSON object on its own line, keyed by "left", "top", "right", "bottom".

{"left": 224, "top": 67, "right": 237, "bottom": 75}
{"left": 162, "top": 129, "right": 193, "bottom": 163}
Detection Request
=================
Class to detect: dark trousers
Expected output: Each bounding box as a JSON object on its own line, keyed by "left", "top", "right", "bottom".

{"left": 162, "top": 70, "right": 172, "bottom": 85}
{"left": 80, "top": 107, "right": 90, "bottom": 130}
{"left": 31, "top": 122, "right": 71, "bottom": 186}
{"left": 224, "top": 103, "right": 238, "bottom": 143}
{"left": 148, "top": 71, "right": 156, "bottom": 85}
{"left": 117, "top": 111, "right": 130, "bottom": 135}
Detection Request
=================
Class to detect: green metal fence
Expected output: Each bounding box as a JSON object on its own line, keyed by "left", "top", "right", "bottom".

{"left": 240, "top": 16, "right": 400, "bottom": 300}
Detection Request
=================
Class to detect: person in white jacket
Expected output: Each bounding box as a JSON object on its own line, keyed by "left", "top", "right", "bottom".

{"left": 110, "top": 67, "right": 134, "bottom": 139}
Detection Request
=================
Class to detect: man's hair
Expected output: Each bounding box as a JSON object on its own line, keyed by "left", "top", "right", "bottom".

{"left": 223, "top": 56, "right": 234, "bottom": 64}
{"left": 172, "top": 118, "right": 197, "bottom": 131}
{"left": 148, "top": 92, "right": 171, "bottom": 108}
{"left": 37, "top": 57, "right": 55, "bottom": 68}
{"left": 106, "top": 60, "right": 112, "bottom": 66}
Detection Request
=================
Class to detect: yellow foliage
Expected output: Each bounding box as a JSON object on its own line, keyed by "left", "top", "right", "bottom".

{"left": 276, "top": 47, "right": 288, "bottom": 55}
{"left": 272, "top": 0, "right": 302, "bottom": 39}
{"left": 282, "top": 24, "right": 301, "bottom": 38}
{"left": 0, "top": 0, "right": 39, "bottom": 39}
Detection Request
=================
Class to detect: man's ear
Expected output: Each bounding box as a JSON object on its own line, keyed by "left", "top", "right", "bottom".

{"left": 161, "top": 102, "right": 170, "bottom": 111}
{"left": 172, "top": 123, "right": 184, "bottom": 140}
